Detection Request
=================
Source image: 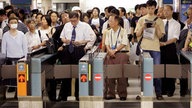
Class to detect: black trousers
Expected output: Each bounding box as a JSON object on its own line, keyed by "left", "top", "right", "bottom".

{"left": 180, "top": 54, "right": 189, "bottom": 95}
{"left": 160, "top": 43, "right": 178, "bottom": 95}
{"left": 59, "top": 45, "right": 85, "bottom": 99}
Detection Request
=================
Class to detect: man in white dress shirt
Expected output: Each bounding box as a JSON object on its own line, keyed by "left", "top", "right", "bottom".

{"left": 59, "top": 12, "right": 96, "bottom": 101}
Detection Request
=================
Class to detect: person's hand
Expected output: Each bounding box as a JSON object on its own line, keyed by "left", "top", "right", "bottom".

{"left": 64, "top": 39, "right": 71, "bottom": 44}
{"left": 32, "top": 45, "right": 40, "bottom": 50}
{"left": 182, "top": 47, "right": 188, "bottom": 51}
{"left": 108, "top": 49, "right": 116, "bottom": 58}
{"left": 186, "top": 19, "right": 192, "bottom": 25}
{"left": 58, "top": 46, "right": 63, "bottom": 51}
{"left": 73, "top": 41, "right": 82, "bottom": 46}
{"left": 160, "top": 42, "right": 166, "bottom": 47}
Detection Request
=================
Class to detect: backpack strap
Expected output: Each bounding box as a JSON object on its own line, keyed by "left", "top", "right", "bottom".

{"left": 38, "top": 30, "right": 42, "bottom": 43}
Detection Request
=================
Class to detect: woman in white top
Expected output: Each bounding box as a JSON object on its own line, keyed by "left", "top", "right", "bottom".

{"left": 38, "top": 15, "right": 56, "bottom": 39}
{"left": 89, "top": 7, "right": 104, "bottom": 43}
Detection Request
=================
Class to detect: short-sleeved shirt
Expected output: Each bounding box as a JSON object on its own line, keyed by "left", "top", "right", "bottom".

{"left": 105, "top": 27, "right": 128, "bottom": 51}
{"left": 135, "top": 15, "right": 165, "bottom": 51}
{"left": 60, "top": 21, "right": 96, "bottom": 49}
{"left": 163, "top": 18, "right": 180, "bottom": 41}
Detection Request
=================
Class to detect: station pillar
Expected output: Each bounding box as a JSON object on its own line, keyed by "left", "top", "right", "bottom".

{"left": 41, "top": 0, "right": 52, "bottom": 14}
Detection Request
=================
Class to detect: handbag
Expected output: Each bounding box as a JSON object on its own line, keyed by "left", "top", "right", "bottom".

{"left": 38, "top": 30, "right": 55, "bottom": 54}
{"left": 136, "top": 36, "right": 143, "bottom": 56}
{"left": 46, "top": 34, "right": 55, "bottom": 54}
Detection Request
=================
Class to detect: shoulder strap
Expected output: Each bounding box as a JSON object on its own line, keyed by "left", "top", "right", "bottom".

{"left": 153, "top": 17, "right": 158, "bottom": 21}
{"left": 46, "top": 33, "right": 50, "bottom": 39}
{"left": 38, "top": 30, "right": 42, "bottom": 43}
{"left": 51, "top": 27, "right": 53, "bottom": 35}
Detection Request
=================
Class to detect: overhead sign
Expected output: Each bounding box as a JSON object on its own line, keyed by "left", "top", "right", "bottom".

{"left": 11, "top": 0, "right": 31, "bottom": 5}
{"left": 94, "top": 74, "right": 102, "bottom": 81}
{"left": 181, "top": 0, "right": 192, "bottom": 4}
{"left": 145, "top": 74, "right": 152, "bottom": 81}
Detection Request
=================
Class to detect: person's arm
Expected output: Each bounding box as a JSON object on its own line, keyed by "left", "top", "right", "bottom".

{"left": 22, "top": 35, "right": 28, "bottom": 58}
{"left": 101, "top": 30, "right": 107, "bottom": 52}
{"left": 1, "top": 33, "right": 6, "bottom": 54}
{"left": 135, "top": 19, "right": 145, "bottom": 38}
{"left": 155, "top": 19, "right": 165, "bottom": 39}
{"left": 84, "top": 24, "right": 96, "bottom": 51}
{"left": 182, "top": 31, "right": 191, "bottom": 51}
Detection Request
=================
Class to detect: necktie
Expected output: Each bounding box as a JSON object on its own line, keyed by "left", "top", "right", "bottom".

{"left": 68, "top": 26, "right": 76, "bottom": 53}
{"left": 160, "top": 21, "right": 169, "bottom": 42}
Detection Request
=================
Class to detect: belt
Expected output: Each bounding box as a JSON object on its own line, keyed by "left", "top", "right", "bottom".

{"left": 116, "top": 50, "right": 129, "bottom": 53}
{"left": 65, "top": 45, "right": 85, "bottom": 48}
{"left": 7, "top": 56, "right": 25, "bottom": 60}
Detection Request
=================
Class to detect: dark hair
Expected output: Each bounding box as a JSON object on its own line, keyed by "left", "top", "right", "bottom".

{"left": 104, "top": 7, "right": 108, "bottom": 11}
{"left": 107, "top": 6, "right": 116, "bottom": 13}
{"left": 8, "top": 17, "right": 18, "bottom": 23}
{"left": 42, "top": 15, "right": 52, "bottom": 26}
{"left": 46, "top": 9, "right": 53, "bottom": 15}
{"left": 109, "top": 15, "right": 124, "bottom": 27}
{"left": 50, "top": 11, "right": 59, "bottom": 17}
{"left": 18, "top": 9, "right": 25, "bottom": 15}
{"left": 110, "top": 8, "right": 120, "bottom": 16}
{"left": 172, "top": 12, "right": 179, "bottom": 21}
{"left": 69, "top": 11, "right": 79, "bottom": 19}
{"left": 100, "top": 12, "right": 105, "bottom": 17}
{"left": 0, "top": 9, "right": 6, "bottom": 16}
{"left": 92, "top": 7, "right": 100, "bottom": 15}
{"left": 119, "top": 7, "right": 126, "bottom": 16}
{"left": 4, "top": 5, "right": 13, "bottom": 11}
{"left": 154, "top": 9, "right": 158, "bottom": 15}
{"left": 135, "top": 4, "right": 141, "bottom": 11}
{"left": 36, "top": 12, "right": 43, "bottom": 18}
{"left": 25, "top": 18, "right": 36, "bottom": 25}
{"left": 146, "top": 0, "right": 157, "bottom": 7}
{"left": 86, "top": 9, "right": 92, "bottom": 18}
{"left": 82, "top": 13, "right": 90, "bottom": 19}
{"left": 140, "top": 3, "right": 147, "bottom": 8}
{"left": 7, "top": 10, "right": 19, "bottom": 18}
{"left": 31, "top": 9, "right": 39, "bottom": 14}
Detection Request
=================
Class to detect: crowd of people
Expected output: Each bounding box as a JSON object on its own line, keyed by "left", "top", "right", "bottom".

{"left": 0, "top": 0, "right": 192, "bottom": 101}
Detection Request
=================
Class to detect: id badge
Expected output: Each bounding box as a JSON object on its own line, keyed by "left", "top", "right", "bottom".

{"left": 111, "top": 45, "right": 116, "bottom": 50}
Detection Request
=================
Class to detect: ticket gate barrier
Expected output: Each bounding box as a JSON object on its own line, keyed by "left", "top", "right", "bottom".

{"left": 17, "top": 61, "right": 28, "bottom": 97}
{"left": 79, "top": 50, "right": 106, "bottom": 108}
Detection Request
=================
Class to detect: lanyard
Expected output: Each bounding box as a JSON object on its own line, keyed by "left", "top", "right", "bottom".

{"left": 110, "top": 27, "right": 121, "bottom": 49}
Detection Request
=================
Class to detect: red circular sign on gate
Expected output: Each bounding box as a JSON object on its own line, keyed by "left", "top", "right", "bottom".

{"left": 95, "top": 74, "right": 102, "bottom": 81}
{"left": 145, "top": 74, "right": 152, "bottom": 81}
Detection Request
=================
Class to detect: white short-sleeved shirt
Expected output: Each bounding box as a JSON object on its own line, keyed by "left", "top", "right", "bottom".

{"left": 163, "top": 18, "right": 180, "bottom": 40}
{"left": 25, "top": 30, "right": 42, "bottom": 48}
{"left": 105, "top": 27, "right": 128, "bottom": 51}
{"left": 60, "top": 21, "right": 96, "bottom": 49}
